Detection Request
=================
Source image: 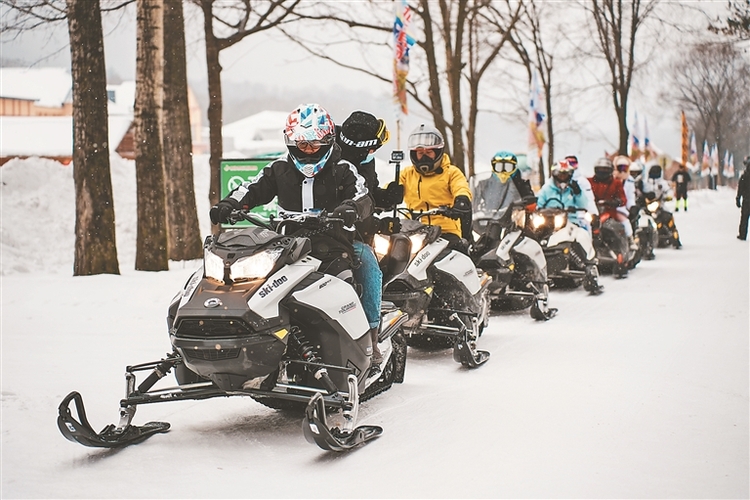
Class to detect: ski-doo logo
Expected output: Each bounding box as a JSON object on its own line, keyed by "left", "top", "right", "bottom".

{"left": 339, "top": 301, "right": 357, "bottom": 314}
{"left": 318, "top": 278, "right": 332, "bottom": 289}
{"left": 257, "top": 275, "right": 289, "bottom": 298}
{"left": 463, "top": 269, "right": 474, "bottom": 277}
{"left": 413, "top": 249, "right": 431, "bottom": 267}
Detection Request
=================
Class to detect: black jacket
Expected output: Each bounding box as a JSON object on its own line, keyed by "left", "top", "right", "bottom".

{"left": 225, "top": 144, "right": 373, "bottom": 271}
{"left": 738, "top": 170, "right": 750, "bottom": 204}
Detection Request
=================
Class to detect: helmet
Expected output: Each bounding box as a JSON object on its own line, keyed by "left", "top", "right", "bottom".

{"left": 491, "top": 150, "right": 517, "bottom": 173}
{"left": 338, "top": 111, "right": 390, "bottom": 165}
{"left": 593, "top": 157, "right": 614, "bottom": 181}
{"left": 613, "top": 155, "right": 631, "bottom": 173}
{"left": 284, "top": 104, "right": 336, "bottom": 177}
{"left": 551, "top": 160, "right": 573, "bottom": 189}
{"left": 564, "top": 155, "right": 579, "bottom": 170}
{"left": 648, "top": 163, "right": 662, "bottom": 179}
{"left": 408, "top": 124, "right": 445, "bottom": 175}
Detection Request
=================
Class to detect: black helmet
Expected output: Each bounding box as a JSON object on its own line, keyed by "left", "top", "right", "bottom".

{"left": 408, "top": 124, "right": 445, "bottom": 175}
{"left": 593, "top": 157, "right": 614, "bottom": 182}
{"left": 338, "top": 111, "right": 390, "bottom": 165}
{"left": 648, "top": 164, "right": 662, "bottom": 179}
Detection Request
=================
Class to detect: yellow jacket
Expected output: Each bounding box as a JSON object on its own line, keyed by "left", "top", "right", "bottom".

{"left": 399, "top": 154, "right": 472, "bottom": 237}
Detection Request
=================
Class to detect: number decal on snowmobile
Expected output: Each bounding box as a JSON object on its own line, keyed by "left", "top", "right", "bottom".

{"left": 291, "top": 275, "right": 370, "bottom": 340}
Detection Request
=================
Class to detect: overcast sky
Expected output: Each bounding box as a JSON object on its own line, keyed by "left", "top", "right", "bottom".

{"left": 1, "top": 1, "right": 737, "bottom": 172}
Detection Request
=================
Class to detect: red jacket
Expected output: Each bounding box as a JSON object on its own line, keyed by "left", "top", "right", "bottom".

{"left": 588, "top": 176, "right": 627, "bottom": 219}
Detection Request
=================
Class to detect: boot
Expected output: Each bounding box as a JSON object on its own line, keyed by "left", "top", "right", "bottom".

{"left": 369, "top": 327, "right": 383, "bottom": 377}
{"left": 628, "top": 236, "right": 638, "bottom": 252}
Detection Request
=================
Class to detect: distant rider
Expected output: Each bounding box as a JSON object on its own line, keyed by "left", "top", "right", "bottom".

{"left": 671, "top": 163, "right": 692, "bottom": 212}
{"left": 537, "top": 160, "right": 603, "bottom": 293}
{"left": 399, "top": 124, "right": 473, "bottom": 253}
{"left": 642, "top": 163, "right": 682, "bottom": 249}
{"left": 589, "top": 157, "right": 637, "bottom": 252}
{"left": 564, "top": 154, "right": 599, "bottom": 232}
{"left": 737, "top": 157, "right": 750, "bottom": 241}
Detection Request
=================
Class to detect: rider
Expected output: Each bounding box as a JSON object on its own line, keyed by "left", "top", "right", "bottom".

{"left": 337, "top": 110, "right": 403, "bottom": 375}
{"left": 537, "top": 160, "right": 603, "bottom": 293}
{"left": 671, "top": 163, "right": 692, "bottom": 212}
{"left": 564, "top": 154, "right": 599, "bottom": 232}
{"left": 399, "top": 124, "right": 473, "bottom": 253}
{"left": 642, "top": 162, "right": 682, "bottom": 249}
{"left": 209, "top": 103, "right": 377, "bottom": 346}
{"left": 473, "top": 150, "right": 536, "bottom": 213}
{"left": 589, "top": 157, "right": 637, "bottom": 251}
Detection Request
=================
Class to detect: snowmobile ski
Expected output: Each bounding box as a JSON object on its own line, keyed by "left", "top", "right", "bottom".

{"left": 57, "top": 391, "right": 169, "bottom": 448}
{"left": 451, "top": 314, "right": 490, "bottom": 368}
{"left": 302, "top": 393, "right": 382, "bottom": 451}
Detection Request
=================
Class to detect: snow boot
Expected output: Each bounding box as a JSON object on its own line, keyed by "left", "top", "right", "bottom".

{"left": 368, "top": 327, "right": 383, "bottom": 377}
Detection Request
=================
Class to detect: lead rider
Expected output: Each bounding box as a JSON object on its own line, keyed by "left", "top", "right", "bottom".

{"left": 210, "top": 103, "right": 373, "bottom": 289}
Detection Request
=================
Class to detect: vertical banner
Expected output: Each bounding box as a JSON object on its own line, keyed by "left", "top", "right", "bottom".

{"left": 680, "top": 111, "right": 689, "bottom": 165}
{"left": 701, "top": 140, "right": 710, "bottom": 177}
{"left": 393, "top": 0, "right": 415, "bottom": 119}
{"left": 689, "top": 132, "right": 698, "bottom": 171}
{"left": 710, "top": 144, "right": 719, "bottom": 176}
{"left": 528, "top": 71, "right": 546, "bottom": 188}
{"left": 630, "top": 110, "right": 640, "bottom": 159}
{"left": 643, "top": 115, "right": 651, "bottom": 160}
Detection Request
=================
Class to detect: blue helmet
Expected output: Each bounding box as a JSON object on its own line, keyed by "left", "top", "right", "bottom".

{"left": 491, "top": 150, "right": 518, "bottom": 174}
{"left": 284, "top": 104, "right": 336, "bottom": 177}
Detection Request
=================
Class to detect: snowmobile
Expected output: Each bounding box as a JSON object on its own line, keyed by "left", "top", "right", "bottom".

{"left": 371, "top": 207, "right": 492, "bottom": 367}
{"left": 58, "top": 211, "right": 409, "bottom": 452}
{"left": 631, "top": 203, "right": 658, "bottom": 261}
{"left": 643, "top": 195, "right": 682, "bottom": 248}
{"left": 525, "top": 202, "right": 603, "bottom": 294}
{"left": 591, "top": 207, "right": 638, "bottom": 279}
{"left": 471, "top": 201, "right": 557, "bottom": 320}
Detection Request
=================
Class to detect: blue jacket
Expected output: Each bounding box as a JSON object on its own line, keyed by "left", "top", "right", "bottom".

{"left": 536, "top": 179, "right": 592, "bottom": 227}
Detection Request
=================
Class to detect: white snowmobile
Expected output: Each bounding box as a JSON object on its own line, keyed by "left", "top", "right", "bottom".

{"left": 372, "top": 207, "right": 492, "bottom": 367}
{"left": 58, "top": 211, "right": 408, "bottom": 452}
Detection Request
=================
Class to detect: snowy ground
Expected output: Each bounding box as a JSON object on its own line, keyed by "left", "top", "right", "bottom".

{"left": 2, "top": 157, "right": 748, "bottom": 498}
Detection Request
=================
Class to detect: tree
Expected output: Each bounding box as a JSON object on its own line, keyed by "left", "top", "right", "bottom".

{"left": 66, "top": 0, "right": 120, "bottom": 275}
{"left": 709, "top": 0, "right": 750, "bottom": 40}
{"left": 163, "top": 0, "right": 202, "bottom": 261}
{"left": 191, "top": 0, "right": 302, "bottom": 224}
{"left": 668, "top": 41, "right": 750, "bottom": 185}
{"left": 587, "top": 0, "right": 658, "bottom": 156}
{"left": 134, "top": 0, "right": 169, "bottom": 271}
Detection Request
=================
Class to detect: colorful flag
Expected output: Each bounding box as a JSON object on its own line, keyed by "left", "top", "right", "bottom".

{"left": 630, "top": 111, "right": 640, "bottom": 159}
{"left": 680, "top": 111, "right": 689, "bottom": 165}
{"left": 710, "top": 143, "right": 719, "bottom": 176}
{"left": 393, "top": 0, "right": 415, "bottom": 115}
{"left": 528, "top": 71, "right": 546, "bottom": 157}
{"left": 723, "top": 151, "right": 735, "bottom": 178}
{"left": 701, "top": 140, "right": 710, "bottom": 177}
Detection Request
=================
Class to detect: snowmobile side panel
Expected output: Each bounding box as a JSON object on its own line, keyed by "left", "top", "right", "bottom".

{"left": 512, "top": 236, "right": 547, "bottom": 275}
{"left": 496, "top": 229, "right": 522, "bottom": 262}
{"left": 432, "top": 250, "right": 481, "bottom": 295}
{"left": 247, "top": 256, "right": 320, "bottom": 319}
{"left": 406, "top": 238, "right": 450, "bottom": 281}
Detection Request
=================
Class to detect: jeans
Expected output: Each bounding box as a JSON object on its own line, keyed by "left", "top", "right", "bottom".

{"left": 352, "top": 241, "right": 383, "bottom": 329}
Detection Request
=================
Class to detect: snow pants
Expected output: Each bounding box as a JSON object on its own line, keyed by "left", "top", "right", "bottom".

{"left": 352, "top": 240, "right": 383, "bottom": 329}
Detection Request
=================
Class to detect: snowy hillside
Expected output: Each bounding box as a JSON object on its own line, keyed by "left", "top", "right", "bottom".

{"left": 1, "top": 156, "right": 748, "bottom": 498}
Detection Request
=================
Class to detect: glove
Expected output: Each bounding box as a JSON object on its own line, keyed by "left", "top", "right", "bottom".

{"left": 737, "top": 197, "right": 742, "bottom": 208}
{"left": 378, "top": 217, "right": 401, "bottom": 235}
{"left": 628, "top": 205, "right": 640, "bottom": 220}
{"left": 378, "top": 182, "right": 404, "bottom": 208}
{"left": 332, "top": 202, "right": 358, "bottom": 227}
{"left": 452, "top": 195, "right": 472, "bottom": 215}
{"left": 570, "top": 180, "right": 581, "bottom": 195}
{"left": 210, "top": 199, "right": 238, "bottom": 225}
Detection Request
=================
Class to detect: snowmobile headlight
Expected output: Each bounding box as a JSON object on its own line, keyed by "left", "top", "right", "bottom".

{"left": 511, "top": 207, "right": 526, "bottom": 229}
{"left": 553, "top": 213, "right": 567, "bottom": 230}
{"left": 204, "top": 248, "right": 225, "bottom": 283}
{"left": 230, "top": 247, "right": 284, "bottom": 282}
{"left": 584, "top": 212, "right": 593, "bottom": 223}
{"left": 373, "top": 233, "right": 391, "bottom": 261}
{"left": 409, "top": 233, "right": 427, "bottom": 257}
{"left": 647, "top": 200, "right": 660, "bottom": 212}
{"left": 530, "top": 213, "right": 546, "bottom": 229}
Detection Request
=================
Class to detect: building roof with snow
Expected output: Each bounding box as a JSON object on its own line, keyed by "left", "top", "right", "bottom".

{"left": 223, "top": 110, "right": 287, "bottom": 156}
{"left": 0, "top": 67, "right": 72, "bottom": 107}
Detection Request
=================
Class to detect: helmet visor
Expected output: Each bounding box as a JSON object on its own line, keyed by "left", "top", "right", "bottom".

{"left": 408, "top": 131, "right": 443, "bottom": 149}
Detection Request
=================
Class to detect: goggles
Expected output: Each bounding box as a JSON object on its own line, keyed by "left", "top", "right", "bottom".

{"left": 413, "top": 147, "right": 439, "bottom": 160}
{"left": 565, "top": 157, "right": 579, "bottom": 168}
{"left": 493, "top": 161, "right": 516, "bottom": 173}
{"left": 616, "top": 164, "right": 629, "bottom": 172}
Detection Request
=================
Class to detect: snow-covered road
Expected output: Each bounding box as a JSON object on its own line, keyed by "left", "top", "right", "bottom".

{"left": 2, "top": 164, "right": 748, "bottom": 498}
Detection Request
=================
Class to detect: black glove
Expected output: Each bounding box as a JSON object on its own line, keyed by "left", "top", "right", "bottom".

{"left": 210, "top": 199, "right": 239, "bottom": 225}
{"left": 628, "top": 205, "right": 640, "bottom": 220}
{"left": 570, "top": 180, "right": 581, "bottom": 195}
{"left": 378, "top": 216, "right": 401, "bottom": 235}
{"left": 737, "top": 197, "right": 742, "bottom": 208}
{"left": 332, "top": 201, "right": 358, "bottom": 227}
{"left": 452, "top": 195, "right": 472, "bottom": 215}
{"left": 377, "top": 182, "right": 404, "bottom": 208}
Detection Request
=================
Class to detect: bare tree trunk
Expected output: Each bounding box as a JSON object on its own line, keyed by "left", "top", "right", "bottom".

{"left": 135, "top": 0, "right": 169, "bottom": 271}
{"left": 163, "top": 0, "right": 202, "bottom": 260}
{"left": 439, "top": 0, "right": 468, "bottom": 175}
{"left": 418, "top": 0, "right": 450, "bottom": 150}
{"left": 200, "top": 0, "right": 224, "bottom": 235}
{"left": 67, "top": 0, "right": 120, "bottom": 276}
